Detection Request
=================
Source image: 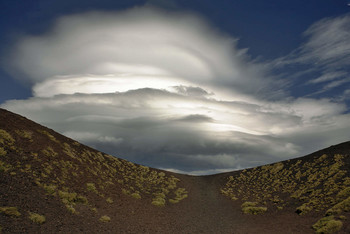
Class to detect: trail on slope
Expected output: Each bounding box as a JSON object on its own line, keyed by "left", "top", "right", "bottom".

{"left": 173, "top": 175, "right": 242, "bottom": 233}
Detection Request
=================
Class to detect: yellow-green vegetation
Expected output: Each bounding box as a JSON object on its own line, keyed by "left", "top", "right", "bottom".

{"left": 169, "top": 188, "right": 188, "bottom": 204}
{"left": 43, "top": 184, "right": 57, "bottom": 195}
{"left": 152, "top": 196, "right": 166, "bottom": 207}
{"left": 0, "top": 129, "right": 15, "bottom": 145}
{"left": 86, "top": 183, "right": 98, "bottom": 194}
{"left": 99, "top": 215, "right": 111, "bottom": 222}
{"left": 41, "top": 147, "right": 58, "bottom": 157}
{"left": 0, "top": 207, "right": 21, "bottom": 217}
{"left": 0, "top": 160, "right": 13, "bottom": 172}
{"left": 241, "top": 201, "right": 267, "bottom": 215}
{"left": 0, "top": 147, "right": 6, "bottom": 156}
{"left": 312, "top": 216, "right": 343, "bottom": 234}
{"left": 106, "top": 197, "right": 113, "bottom": 204}
{"left": 58, "top": 190, "right": 88, "bottom": 213}
{"left": 37, "top": 130, "right": 59, "bottom": 143}
{"left": 28, "top": 212, "right": 46, "bottom": 224}
{"left": 221, "top": 154, "right": 349, "bottom": 215}
{"left": 15, "top": 130, "right": 33, "bottom": 141}
{"left": 0, "top": 124, "right": 187, "bottom": 226}
{"left": 131, "top": 192, "right": 141, "bottom": 199}
{"left": 326, "top": 196, "right": 350, "bottom": 216}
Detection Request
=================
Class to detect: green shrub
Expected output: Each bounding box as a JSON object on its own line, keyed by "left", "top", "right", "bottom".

{"left": 106, "top": 197, "right": 113, "bottom": 204}
{"left": 241, "top": 202, "right": 267, "bottom": 215}
{"left": 312, "top": 216, "right": 343, "bottom": 234}
{"left": 66, "top": 206, "right": 76, "bottom": 214}
{"left": 0, "top": 207, "right": 21, "bottom": 217}
{"left": 59, "top": 191, "right": 78, "bottom": 204}
{"left": 241, "top": 202, "right": 258, "bottom": 208}
{"left": 296, "top": 203, "right": 312, "bottom": 215}
{"left": 131, "top": 192, "right": 141, "bottom": 199}
{"left": 152, "top": 197, "right": 166, "bottom": 207}
{"left": 326, "top": 197, "right": 350, "bottom": 215}
{"left": 0, "top": 129, "right": 15, "bottom": 145}
{"left": 15, "top": 130, "right": 33, "bottom": 141}
{"left": 38, "top": 130, "right": 58, "bottom": 143}
{"left": 337, "top": 187, "right": 350, "bottom": 199}
{"left": 28, "top": 212, "right": 46, "bottom": 224}
{"left": 41, "top": 147, "right": 58, "bottom": 157}
{"left": 99, "top": 215, "right": 111, "bottom": 222}
{"left": 0, "top": 160, "right": 12, "bottom": 172}
{"left": 242, "top": 206, "right": 267, "bottom": 215}
{"left": 43, "top": 184, "right": 57, "bottom": 195}
{"left": 0, "top": 147, "right": 6, "bottom": 156}
{"left": 86, "top": 183, "right": 98, "bottom": 194}
{"left": 76, "top": 195, "right": 88, "bottom": 204}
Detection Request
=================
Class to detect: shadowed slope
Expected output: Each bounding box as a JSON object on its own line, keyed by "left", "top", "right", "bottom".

{"left": 0, "top": 108, "right": 349, "bottom": 233}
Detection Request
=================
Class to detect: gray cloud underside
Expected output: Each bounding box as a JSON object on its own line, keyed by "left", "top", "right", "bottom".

{"left": 2, "top": 8, "right": 350, "bottom": 174}
{"left": 2, "top": 88, "right": 350, "bottom": 174}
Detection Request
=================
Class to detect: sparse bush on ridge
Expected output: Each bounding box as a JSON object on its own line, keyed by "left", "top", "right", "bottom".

{"left": 0, "top": 123, "right": 188, "bottom": 223}
{"left": 312, "top": 216, "right": 343, "bottom": 234}
{"left": 86, "top": 183, "right": 98, "bottom": 194}
{"left": 28, "top": 212, "right": 46, "bottom": 224}
{"left": 15, "top": 130, "right": 33, "bottom": 141}
{"left": 43, "top": 184, "right": 57, "bottom": 195}
{"left": 296, "top": 203, "right": 312, "bottom": 215}
{"left": 241, "top": 201, "right": 267, "bottom": 215}
{"left": 0, "top": 160, "right": 13, "bottom": 172}
{"left": 131, "top": 192, "right": 141, "bottom": 199}
{"left": 152, "top": 196, "right": 166, "bottom": 207}
{"left": 221, "top": 154, "right": 349, "bottom": 216}
{"left": 0, "top": 147, "right": 7, "bottom": 156}
{"left": 0, "top": 129, "right": 15, "bottom": 145}
{"left": 326, "top": 196, "right": 350, "bottom": 216}
{"left": 41, "top": 147, "right": 58, "bottom": 157}
{"left": 99, "top": 215, "right": 111, "bottom": 222}
{"left": 37, "top": 130, "right": 59, "bottom": 143}
{"left": 106, "top": 197, "right": 113, "bottom": 203}
{"left": 242, "top": 206, "right": 267, "bottom": 215}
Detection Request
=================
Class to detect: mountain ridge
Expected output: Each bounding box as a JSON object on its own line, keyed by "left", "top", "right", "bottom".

{"left": 0, "top": 108, "right": 349, "bottom": 233}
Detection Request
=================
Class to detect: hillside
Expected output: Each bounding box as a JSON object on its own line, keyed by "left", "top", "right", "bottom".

{"left": 0, "top": 108, "right": 349, "bottom": 233}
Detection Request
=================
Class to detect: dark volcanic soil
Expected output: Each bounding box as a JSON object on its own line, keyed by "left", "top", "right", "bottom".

{"left": 1, "top": 108, "right": 350, "bottom": 233}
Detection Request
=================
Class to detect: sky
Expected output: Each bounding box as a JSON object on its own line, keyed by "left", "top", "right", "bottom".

{"left": 1, "top": 0, "right": 350, "bottom": 175}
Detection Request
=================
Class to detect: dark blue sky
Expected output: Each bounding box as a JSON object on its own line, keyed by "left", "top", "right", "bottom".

{"left": 1, "top": 0, "right": 349, "bottom": 104}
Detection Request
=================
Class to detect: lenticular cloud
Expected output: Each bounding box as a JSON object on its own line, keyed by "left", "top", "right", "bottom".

{"left": 3, "top": 7, "right": 350, "bottom": 175}
{"left": 7, "top": 7, "right": 264, "bottom": 98}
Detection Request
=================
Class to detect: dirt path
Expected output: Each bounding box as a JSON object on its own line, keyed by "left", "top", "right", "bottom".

{"left": 173, "top": 175, "right": 242, "bottom": 234}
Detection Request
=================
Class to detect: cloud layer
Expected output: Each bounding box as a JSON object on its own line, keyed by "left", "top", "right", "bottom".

{"left": 2, "top": 8, "right": 350, "bottom": 174}
{"left": 273, "top": 14, "right": 350, "bottom": 97}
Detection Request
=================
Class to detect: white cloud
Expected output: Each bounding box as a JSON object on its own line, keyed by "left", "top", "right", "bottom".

{"left": 272, "top": 13, "right": 350, "bottom": 96}
{"left": 2, "top": 8, "right": 350, "bottom": 174}
{"left": 6, "top": 7, "right": 271, "bottom": 100}
{"left": 300, "top": 14, "right": 350, "bottom": 68}
{"left": 308, "top": 71, "right": 347, "bottom": 84}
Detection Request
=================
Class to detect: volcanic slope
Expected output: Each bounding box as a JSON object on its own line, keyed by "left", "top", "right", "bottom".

{"left": 0, "top": 108, "right": 349, "bottom": 233}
